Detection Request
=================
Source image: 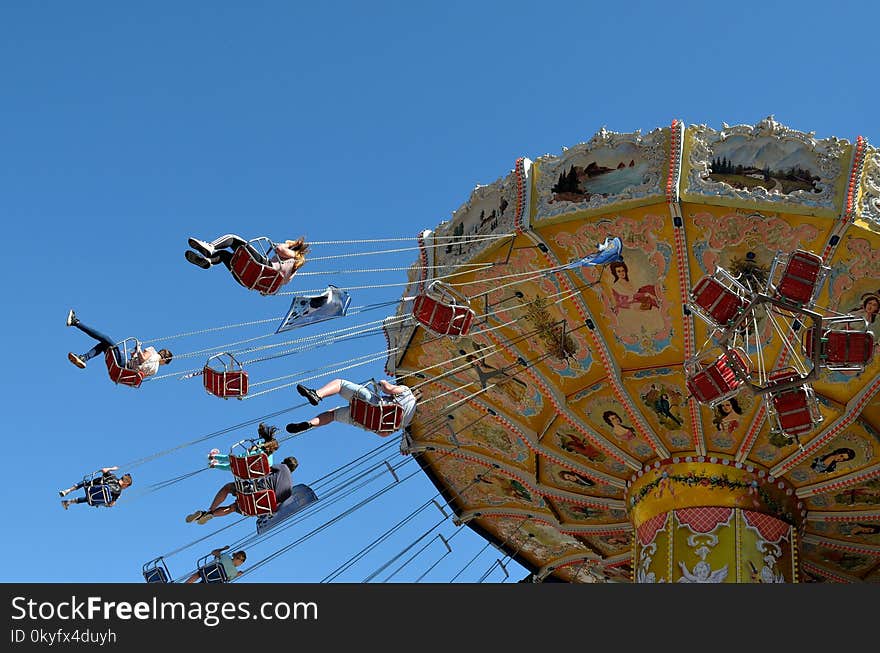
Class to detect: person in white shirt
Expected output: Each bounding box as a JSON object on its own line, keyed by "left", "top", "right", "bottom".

{"left": 285, "top": 378, "right": 419, "bottom": 435}
{"left": 65, "top": 309, "right": 172, "bottom": 375}
{"left": 184, "top": 234, "right": 309, "bottom": 287}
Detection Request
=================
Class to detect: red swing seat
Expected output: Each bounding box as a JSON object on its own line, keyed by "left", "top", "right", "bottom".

{"left": 803, "top": 323, "right": 875, "bottom": 371}
{"left": 685, "top": 348, "right": 750, "bottom": 406}
{"left": 228, "top": 451, "right": 272, "bottom": 480}
{"left": 203, "top": 352, "right": 249, "bottom": 399}
{"left": 766, "top": 368, "right": 822, "bottom": 438}
{"left": 235, "top": 489, "right": 278, "bottom": 517}
{"left": 771, "top": 250, "right": 828, "bottom": 306}
{"left": 229, "top": 237, "right": 285, "bottom": 296}
{"left": 412, "top": 281, "right": 475, "bottom": 338}
{"left": 689, "top": 269, "right": 748, "bottom": 329}
{"left": 104, "top": 338, "right": 145, "bottom": 388}
{"left": 350, "top": 395, "right": 404, "bottom": 435}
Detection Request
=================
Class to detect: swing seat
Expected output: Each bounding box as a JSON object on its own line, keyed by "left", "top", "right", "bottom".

{"left": 689, "top": 271, "right": 748, "bottom": 329}
{"left": 228, "top": 451, "right": 272, "bottom": 480}
{"left": 411, "top": 281, "right": 475, "bottom": 338}
{"left": 350, "top": 395, "right": 404, "bottom": 435}
{"left": 767, "top": 368, "right": 822, "bottom": 437}
{"left": 804, "top": 325, "right": 874, "bottom": 370}
{"left": 197, "top": 558, "right": 230, "bottom": 584}
{"left": 85, "top": 483, "right": 112, "bottom": 506}
{"left": 142, "top": 558, "right": 171, "bottom": 584}
{"left": 685, "top": 348, "right": 750, "bottom": 406}
{"left": 235, "top": 488, "right": 278, "bottom": 517}
{"left": 104, "top": 342, "right": 145, "bottom": 388}
{"left": 256, "top": 484, "right": 319, "bottom": 535}
{"left": 772, "top": 250, "right": 828, "bottom": 306}
{"left": 229, "top": 238, "right": 284, "bottom": 296}
{"left": 203, "top": 353, "right": 249, "bottom": 399}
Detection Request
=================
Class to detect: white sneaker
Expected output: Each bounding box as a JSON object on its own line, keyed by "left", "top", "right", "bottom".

{"left": 188, "top": 238, "right": 215, "bottom": 256}
{"left": 66, "top": 309, "right": 76, "bottom": 327}
{"left": 68, "top": 352, "right": 87, "bottom": 369}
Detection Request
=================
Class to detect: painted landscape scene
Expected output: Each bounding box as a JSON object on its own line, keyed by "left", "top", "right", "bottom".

{"left": 705, "top": 135, "right": 821, "bottom": 194}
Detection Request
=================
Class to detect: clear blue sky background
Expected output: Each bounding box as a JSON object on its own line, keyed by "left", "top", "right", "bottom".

{"left": 2, "top": 1, "right": 877, "bottom": 583}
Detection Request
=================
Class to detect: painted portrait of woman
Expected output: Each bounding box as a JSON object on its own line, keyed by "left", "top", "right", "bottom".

{"left": 810, "top": 447, "right": 856, "bottom": 475}
{"left": 602, "top": 410, "right": 637, "bottom": 442}
{"left": 712, "top": 398, "right": 743, "bottom": 434}
{"left": 558, "top": 469, "right": 595, "bottom": 488}
{"left": 607, "top": 260, "right": 661, "bottom": 314}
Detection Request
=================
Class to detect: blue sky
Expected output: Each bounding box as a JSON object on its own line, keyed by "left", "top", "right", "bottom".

{"left": 3, "top": 1, "right": 878, "bottom": 583}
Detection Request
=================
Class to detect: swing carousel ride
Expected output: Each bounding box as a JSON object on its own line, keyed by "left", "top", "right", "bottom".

{"left": 78, "top": 117, "right": 880, "bottom": 584}
{"left": 384, "top": 116, "right": 880, "bottom": 583}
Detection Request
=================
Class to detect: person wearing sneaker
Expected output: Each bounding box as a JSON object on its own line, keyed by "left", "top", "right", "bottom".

{"left": 184, "top": 546, "right": 247, "bottom": 583}
{"left": 185, "top": 456, "right": 299, "bottom": 525}
{"left": 208, "top": 423, "right": 280, "bottom": 472}
{"left": 60, "top": 466, "right": 132, "bottom": 509}
{"left": 65, "top": 309, "right": 173, "bottom": 377}
{"left": 285, "top": 378, "right": 420, "bottom": 435}
{"left": 184, "top": 234, "right": 309, "bottom": 286}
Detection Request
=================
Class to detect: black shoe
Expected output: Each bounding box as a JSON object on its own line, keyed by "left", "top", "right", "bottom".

{"left": 286, "top": 422, "right": 311, "bottom": 434}
{"left": 296, "top": 384, "right": 321, "bottom": 405}
{"left": 185, "top": 250, "right": 212, "bottom": 269}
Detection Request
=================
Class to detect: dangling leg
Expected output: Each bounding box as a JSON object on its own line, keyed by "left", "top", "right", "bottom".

{"left": 296, "top": 378, "right": 345, "bottom": 405}
{"left": 59, "top": 479, "right": 86, "bottom": 497}
{"left": 68, "top": 318, "right": 116, "bottom": 367}
{"left": 286, "top": 409, "right": 335, "bottom": 434}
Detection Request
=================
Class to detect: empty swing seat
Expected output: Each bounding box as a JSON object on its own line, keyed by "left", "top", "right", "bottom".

{"left": 104, "top": 348, "right": 144, "bottom": 388}
{"left": 350, "top": 395, "right": 404, "bottom": 435}
{"left": 804, "top": 327, "right": 874, "bottom": 370}
{"left": 142, "top": 558, "right": 172, "bottom": 584}
{"left": 203, "top": 353, "right": 249, "bottom": 399}
{"left": 686, "top": 348, "right": 750, "bottom": 405}
{"left": 766, "top": 368, "right": 822, "bottom": 438}
{"left": 229, "top": 452, "right": 272, "bottom": 480}
{"left": 690, "top": 274, "right": 747, "bottom": 329}
{"left": 235, "top": 488, "right": 278, "bottom": 517}
{"left": 773, "top": 250, "right": 827, "bottom": 306}
{"left": 411, "top": 281, "right": 475, "bottom": 337}
{"left": 229, "top": 242, "right": 284, "bottom": 296}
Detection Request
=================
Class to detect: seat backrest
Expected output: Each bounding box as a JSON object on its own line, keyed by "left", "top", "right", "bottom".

{"left": 143, "top": 566, "right": 171, "bottom": 584}
{"left": 85, "top": 484, "right": 112, "bottom": 506}
{"left": 229, "top": 452, "right": 271, "bottom": 480}
{"left": 690, "top": 276, "right": 744, "bottom": 328}
{"left": 775, "top": 250, "right": 825, "bottom": 305}
{"left": 203, "top": 367, "right": 249, "bottom": 398}
{"left": 198, "top": 560, "right": 229, "bottom": 584}
{"left": 349, "top": 395, "right": 404, "bottom": 434}
{"left": 104, "top": 349, "right": 144, "bottom": 388}
{"left": 230, "top": 247, "right": 284, "bottom": 295}
{"left": 412, "top": 291, "right": 475, "bottom": 337}
{"left": 236, "top": 488, "right": 278, "bottom": 516}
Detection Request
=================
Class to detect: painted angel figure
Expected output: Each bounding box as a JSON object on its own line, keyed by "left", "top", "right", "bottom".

{"left": 677, "top": 560, "right": 728, "bottom": 583}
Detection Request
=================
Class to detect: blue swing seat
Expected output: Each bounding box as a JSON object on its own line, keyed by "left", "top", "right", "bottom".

{"left": 142, "top": 557, "right": 172, "bottom": 584}
{"left": 197, "top": 557, "right": 230, "bottom": 584}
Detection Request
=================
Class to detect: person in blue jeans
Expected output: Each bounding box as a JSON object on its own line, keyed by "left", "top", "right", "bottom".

{"left": 65, "top": 309, "right": 173, "bottom": 375}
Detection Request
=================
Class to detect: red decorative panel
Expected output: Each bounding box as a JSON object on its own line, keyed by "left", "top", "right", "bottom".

{"left": 742, "top": 510, "right": 790, "bottom": 543}
{"left": 637, "top": 512, "right": 668, "bottom": 546}
{"left": 676, "top": 506, "right": 733, "bottom": 533}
